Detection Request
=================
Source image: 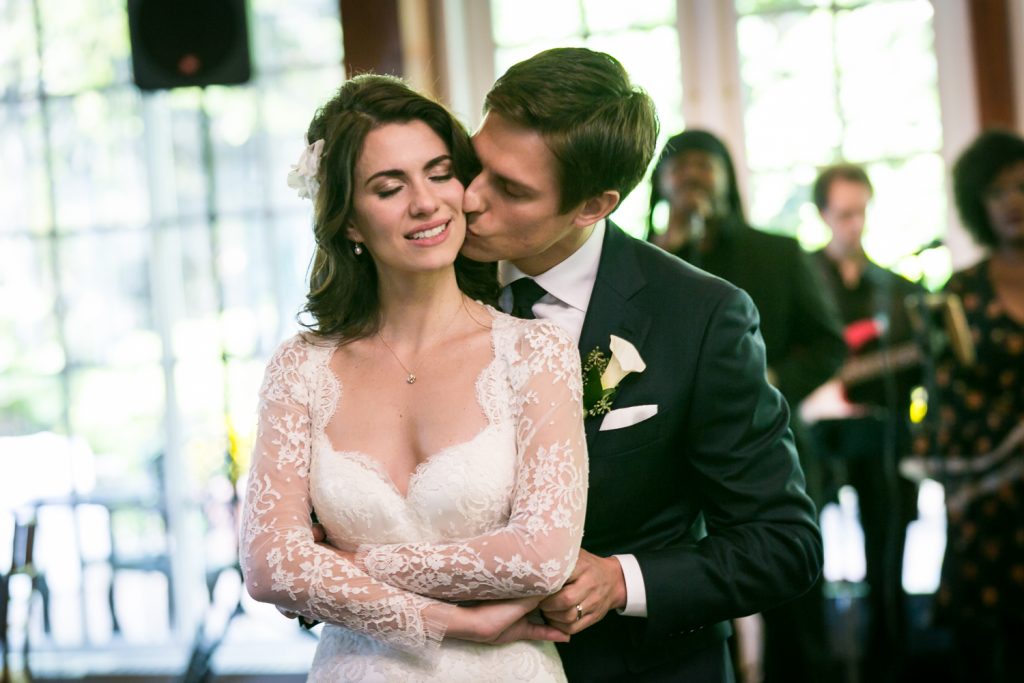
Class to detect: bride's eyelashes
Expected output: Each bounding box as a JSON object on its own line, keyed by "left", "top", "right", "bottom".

{"left": 376, "top": 184, "right": 402, "bottom": 199}
{"left": 427, "top": 160, "right": 455, "bottom": 184}
{"left": 372, "top": 173, "right": 454, "bottom": 200}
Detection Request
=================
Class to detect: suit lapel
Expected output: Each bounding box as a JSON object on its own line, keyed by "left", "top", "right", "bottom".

{"left": 578, "top": 222, "right": 652, "bottom": 444}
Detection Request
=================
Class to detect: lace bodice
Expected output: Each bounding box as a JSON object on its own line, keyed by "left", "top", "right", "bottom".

{"left": 238, "top": 310, "right": 587, "bottom": 657}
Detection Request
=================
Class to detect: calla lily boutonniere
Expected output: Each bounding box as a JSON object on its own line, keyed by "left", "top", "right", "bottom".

{"left": 582, "top": 335, "right": 647, "bottom": 417}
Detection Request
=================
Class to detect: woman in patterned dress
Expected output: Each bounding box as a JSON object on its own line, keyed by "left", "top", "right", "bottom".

{"left": 914, "top": 130, "right": 1024, "bottom": 683}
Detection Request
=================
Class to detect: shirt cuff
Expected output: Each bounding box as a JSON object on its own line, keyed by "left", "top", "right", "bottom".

{"left": 613, "top": 554, "right": 648, "bottom": 618}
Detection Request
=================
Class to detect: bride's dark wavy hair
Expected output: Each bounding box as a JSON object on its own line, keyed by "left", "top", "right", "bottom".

{"left": 299, "top": 74, "right": 497, "bottom": 341}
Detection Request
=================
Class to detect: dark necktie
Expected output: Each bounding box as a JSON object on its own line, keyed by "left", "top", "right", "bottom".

{"left": 509, "top": 278, "right": 548, "bottom": 320}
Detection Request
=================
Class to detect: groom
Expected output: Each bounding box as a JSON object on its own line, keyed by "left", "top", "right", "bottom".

{"left": 461, "top": 48, "right": 822, "bottom": 682}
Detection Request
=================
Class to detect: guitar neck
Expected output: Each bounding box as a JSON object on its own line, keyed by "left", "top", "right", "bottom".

{"left": 839, "top": 342, "right": 922, "bottom": 388}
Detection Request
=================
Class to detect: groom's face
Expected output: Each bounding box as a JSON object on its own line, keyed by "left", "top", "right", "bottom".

{"left": 461, "top": 112, "right": 580, "bottom": 275}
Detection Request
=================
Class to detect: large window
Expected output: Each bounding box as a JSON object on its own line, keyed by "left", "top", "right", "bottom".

{"left": 1, "top": 0, "right": 343, "bottom": 660}
{"left": 736, "top": 0, "right": 950, "bottom": 286}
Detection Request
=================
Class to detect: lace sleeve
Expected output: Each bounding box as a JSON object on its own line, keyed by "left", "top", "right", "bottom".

{"left": 358, "top": 321, "right": 588, "bottom": 599}
{"left": 238, "top": 336, "right": 453, "bottom": 653}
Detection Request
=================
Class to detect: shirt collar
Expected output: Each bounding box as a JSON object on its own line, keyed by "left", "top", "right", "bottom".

{"left": 498, "top": 219, "right": 606, "bottom": 313}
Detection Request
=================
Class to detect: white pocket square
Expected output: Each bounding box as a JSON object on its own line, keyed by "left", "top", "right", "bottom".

{"left": 599, "top": 404, "right": 659, "bottom": 431}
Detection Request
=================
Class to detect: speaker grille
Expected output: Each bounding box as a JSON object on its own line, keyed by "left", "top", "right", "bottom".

{"left": 128, "top": 0, "right": 252, "bottom": 90}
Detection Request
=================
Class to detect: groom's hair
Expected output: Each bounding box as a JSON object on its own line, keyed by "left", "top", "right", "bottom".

{"left": 485, "top": 47, "right": 658, "bottom": 214}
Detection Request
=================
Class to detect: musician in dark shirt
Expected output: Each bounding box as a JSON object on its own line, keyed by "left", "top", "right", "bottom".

{"left": 648, "top": 130, "right": 845, "bottom": 683}
{"left": 804, "top": 163, "right": 923, "bottom": 683}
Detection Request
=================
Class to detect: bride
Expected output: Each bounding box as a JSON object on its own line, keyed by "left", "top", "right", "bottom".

{"left": 238, "top": 74, "right": 588, "bottom": 682}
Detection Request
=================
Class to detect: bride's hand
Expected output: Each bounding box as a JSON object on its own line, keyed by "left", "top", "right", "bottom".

{"left": 447, "top": 597, "right": 569, "bottom": 644}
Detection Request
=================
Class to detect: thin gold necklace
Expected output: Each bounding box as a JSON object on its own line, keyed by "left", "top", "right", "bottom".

{"left": 377, "top": 297, "right": 465, "bottom": 385}
{"left": 377, "top": 331, "right": 418, "bottom": 384}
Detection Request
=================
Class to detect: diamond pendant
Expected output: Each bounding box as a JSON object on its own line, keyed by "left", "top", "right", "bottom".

{"left": 407, "top": 374, "right": 416, "bottom": 385}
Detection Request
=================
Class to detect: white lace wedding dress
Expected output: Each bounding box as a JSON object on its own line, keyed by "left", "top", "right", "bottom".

{"left": 239, "top": 310, "right": 587, "bottom": 682}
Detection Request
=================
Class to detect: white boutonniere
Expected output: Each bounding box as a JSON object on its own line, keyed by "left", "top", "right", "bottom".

{"left": 286, "top": 137, "right": 325, "bottom": 200}
{"left": 581, "top": 335, "right": 647, "bottom": 417}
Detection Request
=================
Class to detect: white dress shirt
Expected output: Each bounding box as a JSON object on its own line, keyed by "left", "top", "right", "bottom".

{"left": 498, "top": 219, "right": 648, "bottom": 618}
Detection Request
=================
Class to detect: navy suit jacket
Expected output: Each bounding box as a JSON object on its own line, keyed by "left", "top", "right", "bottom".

{"left": 555, "top": 222, "right": 822, "bottom": 682}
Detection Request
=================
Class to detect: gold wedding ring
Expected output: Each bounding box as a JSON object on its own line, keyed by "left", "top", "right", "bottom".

{"left": 575, "top": 604, "right": 583, "bottom": 621}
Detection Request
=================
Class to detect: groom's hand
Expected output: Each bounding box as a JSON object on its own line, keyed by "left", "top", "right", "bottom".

{"left": 539, "top": 549, "right": 626, "bottom": 635}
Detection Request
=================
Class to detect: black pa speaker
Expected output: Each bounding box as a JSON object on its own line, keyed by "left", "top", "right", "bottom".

{"left": 127, "top": 0, "right": 252, "bottom": 90}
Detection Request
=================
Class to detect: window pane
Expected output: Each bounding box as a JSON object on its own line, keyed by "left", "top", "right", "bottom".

{"left": 738, "top": 10, "right": 840, "bottom": 171}
{"left": 0, "top": 236, "right": 63, "bottom": 376}
{"left": 219, "top": 216, "right": 306, "bottom": 357}
{"left": 1, "top": 101, "right": 53, "bottom": 234}
{"left": 205, "top": 86, "right": 264, "bottom": 215}
{"left": 736, "top": 0, "right": 828, "bottom": 13}
{"left": 270, "top": 210, "right": 318, "bottom": 326}
{"left": 39, "top": 0, "right": 133, "bottom": 95}
{"left": 227, "top": 358, "right": 264, "bottom": 448}
{"left": 164, "top": 88, "right": 211, "bottom": 220}
{"left": 494, "top": 36, "right": 587, "bottom": 77}
{"left": 0, "top": 375, "right": 65, "bottom": 435}
{"left": 836, "top": 1, "right": 941, "bottom": 160}
{"left": 0, "top": 0, "right": 40, "bottom": 99}
{"left": 49, "top": 89, "right": 149, "bottom": 231}
{"left": 183, "top": 423, "right": 229, "bottom": 495}
{"left": 747, "top": 164, "right": 820, "bottom": 239}
{"left": 250, "top": 0, "right": 344, "bottom": 72}
{"left": 176, "top": 361, "right": 229, "bottom": 486}
{"left": 861, "top": 153, "right": 946, "bottom": 269}
{"left": 68, "top": 365, "right": 165, "bottom": 464}
{"left": 585, "top": 27, "right": 685, "bottom": 236}
{"left": 491, "top": 0, "right": 583, "bottom": 46}
{"left": 582, "top": 0, "right": 675, "bottom": 32}
{"left": 158, "top": 222, "right": 218, "bottom": 363}
{"left": 60, "top": 231, "right": 161, "bottom": 367}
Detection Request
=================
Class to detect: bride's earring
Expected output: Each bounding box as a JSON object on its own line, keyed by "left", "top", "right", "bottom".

{"left": 353, "top": 243, "right": 364, "bottom": 255}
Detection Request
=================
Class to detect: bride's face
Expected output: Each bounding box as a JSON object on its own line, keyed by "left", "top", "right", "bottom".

{"left": 346, "top": 120, "right": 466, "bottom": 275}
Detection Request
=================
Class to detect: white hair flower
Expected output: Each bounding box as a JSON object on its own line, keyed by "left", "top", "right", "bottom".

{"left": 286, "top": 137, "right": 325, "bottom": 200}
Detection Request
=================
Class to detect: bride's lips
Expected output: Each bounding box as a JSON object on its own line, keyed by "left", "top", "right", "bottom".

{"left": 404, "top": 219, "right": 451, "bottom": 247}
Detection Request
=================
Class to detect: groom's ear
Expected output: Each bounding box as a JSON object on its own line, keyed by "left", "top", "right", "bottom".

{"left": 572, "top": 190, "right": 620, "bottom": 228}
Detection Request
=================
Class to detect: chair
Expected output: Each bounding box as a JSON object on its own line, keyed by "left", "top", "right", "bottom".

{"left": 1, "top": 516, "right": 41, "bottom": 683}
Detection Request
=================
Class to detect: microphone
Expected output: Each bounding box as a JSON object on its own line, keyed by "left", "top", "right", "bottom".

{"left": 682, "top": 210, "right": 706, "bottom": 268}
{"left": 689, "top": 210, "right": 706, "bottom": 244}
